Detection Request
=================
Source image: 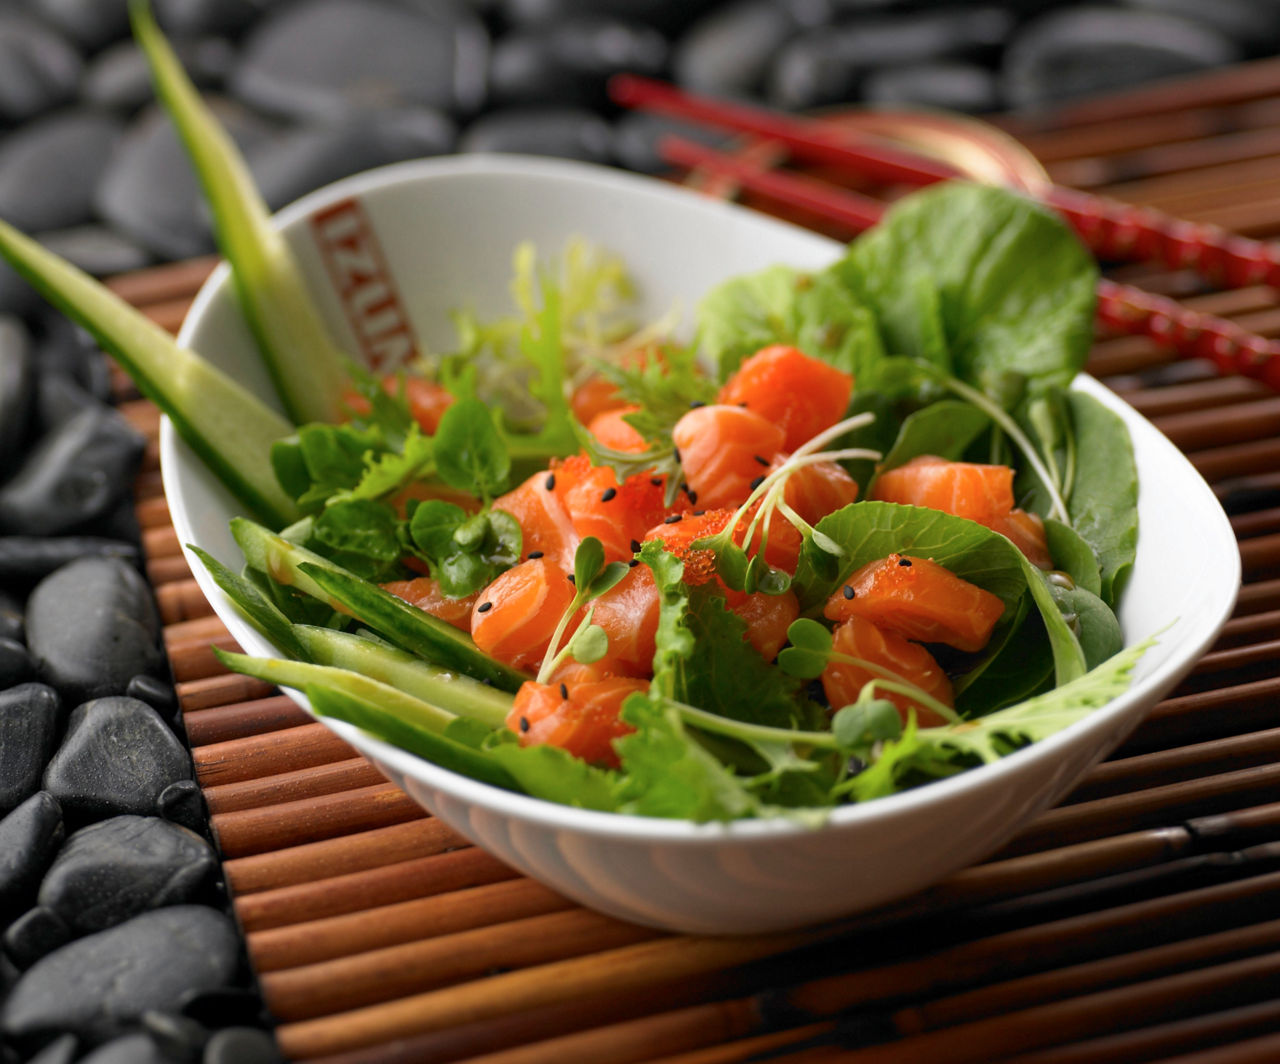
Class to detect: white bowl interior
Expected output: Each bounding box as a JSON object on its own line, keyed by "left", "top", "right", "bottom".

{"left": 165, "top": 155, "right": 1240, "bottom": 933}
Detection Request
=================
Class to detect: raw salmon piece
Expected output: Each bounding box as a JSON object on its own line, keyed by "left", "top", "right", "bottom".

{"left": 824, "top": 554, "right": 1004, "bottom": 653}
{"left": 724, "top": 586, "right": 800, "bottom": 660}
{"left": 492, "top": 469, "right": 580, "bottom": 571}
{"left": 642, "top": 509, "right": 730, "bottom": 586}
{"left": 381, "top": 576, "right": 478, "bottom": 632}
{"left": 506, "top": 674, "right": 645, "bottom": 768}
{"left": 563, "top": 463, "right": 668, "bottom": 564}
{"left": 587, "top": 405, "right": 649, "bottom": 454}
{"left": 587, "top": 563, "right": 661, "bottom": 677}
{"left": 718, "top": 345, "right": 853, "bottom": 451}
{"left": 571, "top": 374, "right": 626, "bottom": 427}
{"left": 671, "top": 404, "right": 786, "bottom": 510}
{"left": 871, "top": 455, "right": 1014, "bottom": 524}
{"left": 990, "top": 508, "right": 1053, "bottom": 570}
{"left": 470, "top": 557, "right": 577, "bottom": 670}
{"left": 822, "top": 615, "right": 954, "bottom": 728}
{"left": 770, "top": 456, "right": 859, "bottom": 526}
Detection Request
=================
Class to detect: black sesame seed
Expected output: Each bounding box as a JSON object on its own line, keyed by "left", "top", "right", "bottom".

{"left": 544, "top": 473, "right": 556, "bottom": 491}
{"left": 651, "top": 477, "right": 663, "bottom": 486}
{"left": 738, "top": 401, "right": 748, "bottom": 408}
{"left": 477, "top": 601, "right": 493, "bottom": 613}
{"left": 629, "top": 539, "right": 641, "bottom": 553}
{"left": 519, "top": 716, "right": 530, "bottom": 733}
{"left": 601, "top": 487, "right": 617, "bottom": 502}
{"left": 664, "top": 514, "right": 683, "bottom": 524}
{"left": 629, "top": 559, "right": 640, "bottom": 567}
{"left": 693, "top": 509, "right": 706, "bottom": 516}
{"left": 567, "top": 573, "right": 576, "bottom": 584}
{"left": 528, "top": 550, "right": 544, "bottom": 559}
{"left": 690, "top": 400, "right": 706, "bottom": 408}
{"left": 842, "top": 585, "right": 855, "bottom": 600}
{"left": 749, "top": 475, "right": 766, "bottom": 490}
{"left": 753, "top": 454, "right": 769, "bottom": 466}
{"left": 898, "top": 557, "right": 913, "bottom": 567}
{"left": 559, "top": 683, "right": 569, "bottom": 700}
{"left": 673, "top": 447, "right": 682, "bottom": 465}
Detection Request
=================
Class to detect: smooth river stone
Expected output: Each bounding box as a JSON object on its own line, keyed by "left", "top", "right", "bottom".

{"left": 231, "top": 0, "right": 489, "bottom": 120}
{"left": 42, "top": 697, "right": 190, "bottom": 819}
{"left": 501, "top": 0, "right": 721, "bottom": 35}
{"left": 0, "top": 14, "right": 82, "bottom": 123}
{"left": 459, "top": 106, "right": 614, "bottom": 162}
{"left": 489, "top": 17, "right": 669, "bottom": 111}
{"left": 95, "top": 99, "right": 280, "bottom": 260}
{"left": 77, "top": 1034, "right": 173, "bottom": 1064}
{"left": 248, "top": 106, "right": 457, "bottom": 211}
{"left": 862, "top": 61, "right": 1001, "bottom": 113}
{"left": 1001, "top": 7, "right": 1240, "bottom": 108}
{"left": 0, "top": 405, "right": 145, "bottom": 537}
{"left": 0, "top": 537, "right": 140, "bottom": 592}
{"left": 0, "top": 314, "right": 34, "bottom": 478}
{"left": 0, "top": 793, "right": 64, "bottom": 918}
{"left": 0, "top": 684, "right": 61, "bottom": 816}
{"left": 82, "top": 37, "right": 236, "bottom": 112}
{"left": 22, "top": 0, "right": 131, "bottom": 52}
{"left": 153, "top": 0, "right": 263, "bottom": 36}
{"left": 26, "top": 557, "right": 161, "bottom": 705}
{"left": 39, "top": 816, "right": 217, "bottom": 934}
{"left": 1, "top": 907, "right": 240, "bottom": 1043}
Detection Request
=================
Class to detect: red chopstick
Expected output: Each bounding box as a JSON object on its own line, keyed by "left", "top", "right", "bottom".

{"left": 660, "top": 134, "right": 1280, "bottom": 392}
{"left": 612, "top": 74, "right": 1280, "bottom": 291}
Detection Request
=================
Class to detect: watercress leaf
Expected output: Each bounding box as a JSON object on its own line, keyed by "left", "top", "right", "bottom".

{"left": 297, "top": 422, "right": 382, "bottom": 503}
{"left": 834, "top": 182, "right": 1098, "bottom": 394}
{"left": 438, "top": 551, "right": 491, "bottom": 598}
{"left": 832, "top": 699, "right": 902, "bottom": 750}
{"left": 433, "top": 397, "right": 511, "bottom": 498}
{"left": 569, "top": 623, "right": 610, "bottom": 664}
{"left": 454, "top": 512, "right": 489, "bottom": 552}
{"left": 573, "top": 536, "right": 605, "bottom": 592}
{"left": 588, "top": 561, "right": 629, "bottom": 598}
{"left": 409, "top": 500, "right": 467, "bottom": 560}
{"left": 482, "top": 509, "right": 523, "bottom": 566}
{"left": 311, "top": 499, "right": 402, "bottom": 564}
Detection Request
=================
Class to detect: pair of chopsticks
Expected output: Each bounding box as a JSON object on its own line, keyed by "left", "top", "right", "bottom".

{"left": 610, "top": 74, "right": 1280, "bottom": 391}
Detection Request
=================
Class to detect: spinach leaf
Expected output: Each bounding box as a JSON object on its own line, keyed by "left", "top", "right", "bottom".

{"left": 1043, "top": 518, "right": 1101, "bottom": 597}
{"left": 832, "top": 182, "right": 1097, "bottom": 393}
{"left": 1051, "top": 583, "right": 1124, "bottom": 671}
{"left": 872, "top": 399, "right": 991, "bottom": 486}
{"left": 432, "top": 398, "right": 511, "bottom": 501}
{"left": 1019, "top": 391, "right": 1138, "bottom": 606}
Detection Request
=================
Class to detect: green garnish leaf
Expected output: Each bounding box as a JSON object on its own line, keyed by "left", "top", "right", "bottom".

{"left": 569, "top": 623, "right": 610, "bottom": 664}
{"left": 310, "top": 498, "right": 403, "bottom": 579}
{"left": 832, "top": 699, "right": 902, "bottom": 750}
{"left": 433, "top": 398, "right": 511, "bottom": 500}
{"left": 408, "top": 500, "right": 468, "bottom": 560}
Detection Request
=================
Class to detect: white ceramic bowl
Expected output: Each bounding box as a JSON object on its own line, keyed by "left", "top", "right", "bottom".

{"left": 164, "top": 155, "right": 1240, "bottom": 935}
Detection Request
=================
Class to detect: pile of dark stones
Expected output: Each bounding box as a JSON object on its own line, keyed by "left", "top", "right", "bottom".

{"left": 0, "top": 0, "right": 1276, "bottom": 1060}
{"left": 0, "top": 315, "right": 277, "bottom": 1059}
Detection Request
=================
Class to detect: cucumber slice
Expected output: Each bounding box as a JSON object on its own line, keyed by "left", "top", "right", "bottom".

{"left": 0, "top": 219, "right": 300, "bottom": 528}
{"left": 132, "top": 0, "right": 348, "bottom": 426}
{"left": 305, "top": 684, "right": 519, "bottom": 793}
{"left": 232, "top": 518, "right": 529, "bottom": 692}
{"left": 294, "top": 626, "right": 512, "bottom": 729}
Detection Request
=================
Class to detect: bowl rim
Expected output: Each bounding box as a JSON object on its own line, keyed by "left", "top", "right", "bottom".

{"left": 167, "top": 152, "right": 1241, "bottom": 847}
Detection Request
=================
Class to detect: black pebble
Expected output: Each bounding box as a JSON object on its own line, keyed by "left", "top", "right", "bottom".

{"left": 43, "top": 696, "right": 192, "bottom": 820}
{"left": 0, "top": 637, "right": 32, "bottom": 687}
{"left": 0, "top": 792, "right": 63, "bottom": 919}
{"left": 0, "top": 684, "right": 61, "bottom": 816}
{"left": 126, "top": 673, "right": 178, "bottom": 718}
{"left": 203, "top": 1027, "right": 284, "bottom": 1064}
{"left": 3, "top": 906, "right": 70, "bottom": 970}
{"left": 157, "top": 779, "right": 208, "bottom": 833}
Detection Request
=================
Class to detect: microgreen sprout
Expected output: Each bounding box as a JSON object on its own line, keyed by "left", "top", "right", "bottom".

{"left": 690, "top": 411, "right": 881, "bottom": 593}
{"left": 535, "top": 537, "right": 629, "bottom": 684}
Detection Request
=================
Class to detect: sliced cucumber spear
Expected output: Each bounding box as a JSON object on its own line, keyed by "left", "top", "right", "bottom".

{"left": 131, "top": 0, "right": 349, "bottom": 426}
{"left": 231, "top": 518, "right": 529, "bottom": 692}
{"left": 294, "top": 626, "right": 513, "bottom": 729}
{"left": 0, "top": 220, "right": 301, "bottom": 529}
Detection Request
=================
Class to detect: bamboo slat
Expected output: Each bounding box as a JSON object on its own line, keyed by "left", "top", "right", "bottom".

{"left": 114, "top": 56, "right": 1280, "bottom": 1062}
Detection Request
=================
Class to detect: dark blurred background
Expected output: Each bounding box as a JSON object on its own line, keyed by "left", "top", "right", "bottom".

{"left": 1, "top": 0, "right": 1278, "bottom": 314}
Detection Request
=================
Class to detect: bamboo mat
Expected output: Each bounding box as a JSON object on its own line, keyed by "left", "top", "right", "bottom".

{"left": 106, "top": 59, "right": 1280, "bottom": 1064}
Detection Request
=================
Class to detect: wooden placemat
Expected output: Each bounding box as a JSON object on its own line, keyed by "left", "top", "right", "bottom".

{"left": 109, "top": 60, "right": 1280, "bottom": 1064}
